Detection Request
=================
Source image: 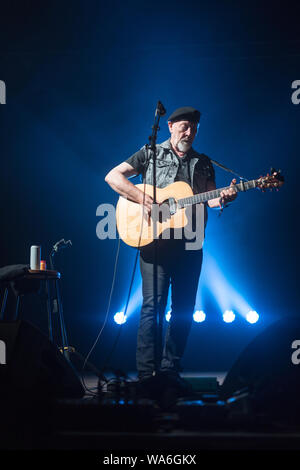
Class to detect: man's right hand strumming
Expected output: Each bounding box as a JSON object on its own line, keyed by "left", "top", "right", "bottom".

{"left": 138, "top": 192, "right": 153, "bottom": 220}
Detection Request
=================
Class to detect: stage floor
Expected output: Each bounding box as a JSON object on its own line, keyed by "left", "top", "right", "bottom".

{"left": 82, "top": 370, "right": 227, "bottom": 395}
{"left": 1, "top": 371, "right": 300, "bottom": 453}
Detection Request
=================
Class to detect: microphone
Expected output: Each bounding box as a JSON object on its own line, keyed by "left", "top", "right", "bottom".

{"left": 52, "top": 238, "right": 72, "bottom": 253}
{"left": 156, "top": 101, "right": 166, "bottom": 116}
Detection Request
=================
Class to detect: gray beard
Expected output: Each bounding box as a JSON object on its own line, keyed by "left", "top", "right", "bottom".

{"left": 177, "top": 140, "right": 191, "bottom": 153}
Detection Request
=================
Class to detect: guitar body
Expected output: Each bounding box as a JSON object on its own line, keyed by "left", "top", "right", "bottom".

{"left": 115, "top": 169, "right": 283, "bottom": 248}
{"left": 116, "top": 181, "right": 194, "bottom": 248}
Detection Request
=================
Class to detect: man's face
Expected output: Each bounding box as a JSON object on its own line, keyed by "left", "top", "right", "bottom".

{"left": 168, "top": 120, "right": 198, "bottom": 153}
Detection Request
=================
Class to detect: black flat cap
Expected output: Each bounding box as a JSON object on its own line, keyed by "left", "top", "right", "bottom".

{"left": 167, "top": 106, "right": 201, "bottom": 123}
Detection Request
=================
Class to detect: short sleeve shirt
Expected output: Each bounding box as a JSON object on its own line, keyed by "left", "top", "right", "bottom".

{"left": 125, "top": 142, "right": 215, "bottom": 192}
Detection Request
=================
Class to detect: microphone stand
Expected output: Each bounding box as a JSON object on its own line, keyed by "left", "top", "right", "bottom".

{"left": 49, "top": 239, "right": 105, "bottom": 383}
{"left": 147, "top": 101, "right": 166, "bottom": 376}
{"left": 49, "top": 239, "right": 72, "bottom": 359}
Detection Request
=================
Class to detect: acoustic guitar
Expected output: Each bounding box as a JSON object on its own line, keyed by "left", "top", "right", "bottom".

{"left": 116, "top": 169, "right": 284, "bottom": 248}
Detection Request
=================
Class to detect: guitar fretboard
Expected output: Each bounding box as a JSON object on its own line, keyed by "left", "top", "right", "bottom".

{"left": 177, "top": 179, "right": 257, "bottom": 208}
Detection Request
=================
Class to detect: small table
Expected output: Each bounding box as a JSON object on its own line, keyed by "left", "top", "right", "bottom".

{"left": 0, "top": 269, "right": 69, "bottom": 358}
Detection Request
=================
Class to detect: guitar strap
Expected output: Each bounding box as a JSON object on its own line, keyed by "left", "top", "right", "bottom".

{"left": 209, "top": 158, "right": 249, "bottom": 215}
{"left": 210, "top": 158, "right": 248, "bottom": 181}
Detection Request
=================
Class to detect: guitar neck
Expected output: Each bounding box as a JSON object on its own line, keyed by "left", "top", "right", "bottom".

{"left": 178, "top": 179, "right": 257, "bottom": 208}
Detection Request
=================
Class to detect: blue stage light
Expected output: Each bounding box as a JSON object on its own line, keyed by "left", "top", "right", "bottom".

{"left": 223, "top": 310, "right": 235, "bottom": 323}
{"left": 246, "top": 310, "right": 259, "bottom": 324}
{"left": 193, "top": 310, "right": 206, "bottom": 323}
{"left": 203, "top": 254, "right": 254, "bottom": 320}
{"left": 165, "top": 310, "right": 171, "bottom": 322}
{"left": 114, "top": 311, "right": 127, "bottom": 324}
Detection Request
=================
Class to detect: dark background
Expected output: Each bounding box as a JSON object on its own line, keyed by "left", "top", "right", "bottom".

{"left": 0, "top": 0, "right": 299, "bottom": 374}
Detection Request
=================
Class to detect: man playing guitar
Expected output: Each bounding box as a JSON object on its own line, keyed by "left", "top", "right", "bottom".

{"left": 105, "top": 106, "right": 238, "bottom": 397}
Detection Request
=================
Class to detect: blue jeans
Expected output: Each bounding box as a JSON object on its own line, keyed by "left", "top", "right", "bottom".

{"left": 136, "top": 240, "right": 203, "bottom": 377}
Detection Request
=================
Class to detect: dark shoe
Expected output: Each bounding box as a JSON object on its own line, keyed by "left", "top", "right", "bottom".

{"left": 136, "top": 374, "right": 161, "bottom": 400}
{"left": 160, "top": 371, "right": 193, "bottom": 398}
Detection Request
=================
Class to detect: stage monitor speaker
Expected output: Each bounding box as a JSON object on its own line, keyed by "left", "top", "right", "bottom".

{"left": 221, "top": 316, "right": 300, "bottom": 418}
{"left": 0, "top": 320, "right": 85, "bottom": 399}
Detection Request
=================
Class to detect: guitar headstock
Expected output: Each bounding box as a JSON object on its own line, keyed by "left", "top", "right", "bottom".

{"left": 256, "top": 168, "right": 284, "bottom": 191}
